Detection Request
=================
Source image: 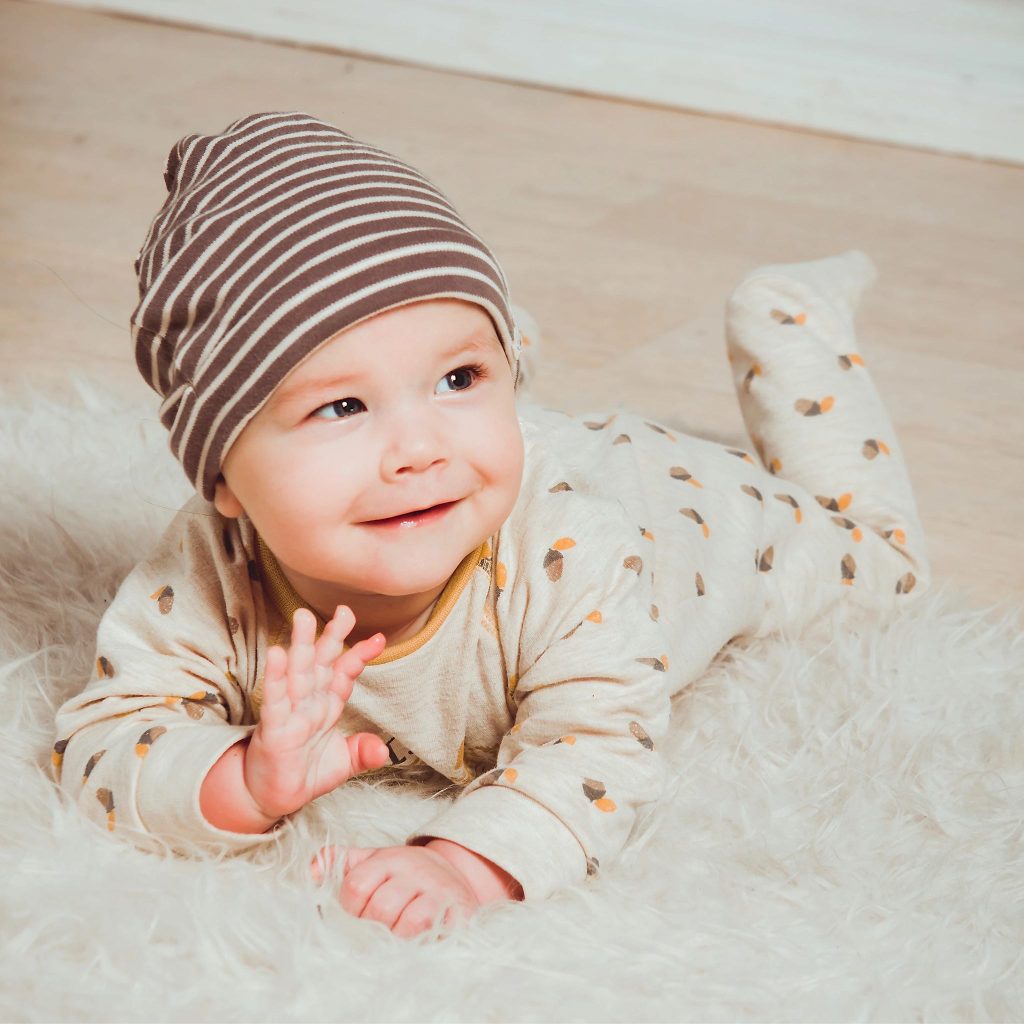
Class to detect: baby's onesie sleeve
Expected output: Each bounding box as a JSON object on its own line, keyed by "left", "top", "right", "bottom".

{"left": 411, "top": 491, "right": 672, "bottom": 900}
{"left": 53, "top": 496, "right": 274, "bottom": 853}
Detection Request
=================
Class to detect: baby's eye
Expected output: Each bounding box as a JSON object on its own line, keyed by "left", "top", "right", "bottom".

{"left": 436, "top": 364, "right": 486, "bottom": 395}
{"left": 311, "top": 397, "right": 366, "bottom": 420}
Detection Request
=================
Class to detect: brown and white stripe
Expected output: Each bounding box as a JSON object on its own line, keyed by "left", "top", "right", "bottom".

{"left": 131, "top": 111, "right": 521, "bottom": 499}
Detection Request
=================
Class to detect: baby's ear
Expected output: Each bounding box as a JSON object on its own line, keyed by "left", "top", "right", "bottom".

{"left": 212, "top": 476, "right": 245, "bottom": 519}
{"left": 510, "top": 302, "right": 543, "bottom": 397}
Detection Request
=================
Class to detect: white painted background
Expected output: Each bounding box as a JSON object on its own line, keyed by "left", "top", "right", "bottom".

{"left": 33, "top": 0, "right": 1024, "bottom": 163}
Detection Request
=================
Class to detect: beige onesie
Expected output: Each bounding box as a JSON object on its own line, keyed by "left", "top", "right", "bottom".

{"left": 54, "top": 251, "right": 929, "bottom": 900}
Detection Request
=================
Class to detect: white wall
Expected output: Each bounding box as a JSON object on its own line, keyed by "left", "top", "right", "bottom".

{"left": 34, "top": 0, "right": 1024, "bottom": 163}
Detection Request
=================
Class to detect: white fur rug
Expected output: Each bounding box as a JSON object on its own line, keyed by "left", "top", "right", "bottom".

{"left": 2, "top": 378, "right": 1022, "bottom": 1023}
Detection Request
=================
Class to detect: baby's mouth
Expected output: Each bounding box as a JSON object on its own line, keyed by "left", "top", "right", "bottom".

{"left": 361, "top": 500, "right": 459, "bottom": 528}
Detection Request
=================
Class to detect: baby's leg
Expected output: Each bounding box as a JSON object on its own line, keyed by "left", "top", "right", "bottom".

{"left": 725, "top": 251, "right": 930, "bottom": 627}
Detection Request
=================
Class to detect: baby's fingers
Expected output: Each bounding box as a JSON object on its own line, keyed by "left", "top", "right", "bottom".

{"left": 353, "top": 872, "right": 416, "bottom": 930}
{"left": 313, "top": 605, "right": 355, "bottom": 672}
{"left": 258, "top": 645, "right": 290, "bottom": 731}
{"left": 393, "top": 894, "right": 443, "bottom": 938}
{"left": 286, "top": 608, "right": 318, "bottom": 701}
{"left": 310, "top": 845, "right": 374, "bottom": 885}
{"left": 337, "top": 848, "right": 389, "bottom": 918}
{"left": 329, "top": 632, "right": 386, "bottom": 701}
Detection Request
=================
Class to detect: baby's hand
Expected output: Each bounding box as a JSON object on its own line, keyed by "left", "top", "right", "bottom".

{"left": 244, "top": 606, "right": 389, "bottom": 820}
{"left": 313, "top": 844, "right": 481, "bottom": 938}
{"left": 313, "top": 840, "right": 522, "bottom": 937}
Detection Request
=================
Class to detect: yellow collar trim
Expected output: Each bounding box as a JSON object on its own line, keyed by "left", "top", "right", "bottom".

{"left": 256, "top": 535, "right": 486, "bottom": 665}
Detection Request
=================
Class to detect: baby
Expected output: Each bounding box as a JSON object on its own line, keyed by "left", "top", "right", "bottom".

{"left": 54, "top": 111, "right": 929, "bottom": 938}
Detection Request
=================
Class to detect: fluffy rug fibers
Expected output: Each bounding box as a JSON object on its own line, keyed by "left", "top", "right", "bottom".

{"left": 1, "top": 378, "right": 1022, "bottom": 1023}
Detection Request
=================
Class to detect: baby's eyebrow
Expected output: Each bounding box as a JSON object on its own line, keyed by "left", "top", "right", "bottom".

{"left": 436, "top": 333, "right": 495, "bottom": 362}
{"left": 436, "top": 330, "right": 497, "bottom": 360}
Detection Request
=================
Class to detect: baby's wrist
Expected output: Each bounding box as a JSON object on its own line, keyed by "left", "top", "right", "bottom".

{"left": 424, "top": 838, "right": 524, "bottom": 904}
{"left": 201, "top": 739, "right": 283, "bottom": 834}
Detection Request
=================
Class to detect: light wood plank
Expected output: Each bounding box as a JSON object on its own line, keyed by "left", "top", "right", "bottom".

{"left": 2, "top": 1, "right": 1022, "bottom": 606}
{"left": 30, "top": 0, "right": 1024, "bottom": 163}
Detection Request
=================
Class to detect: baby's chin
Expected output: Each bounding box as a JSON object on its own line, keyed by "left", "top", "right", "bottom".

{"left": 365, "top": 549, "right": 481, "bottom": 598}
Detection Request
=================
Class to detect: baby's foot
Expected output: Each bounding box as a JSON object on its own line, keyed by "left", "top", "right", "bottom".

{"left": 727, "top": 250, "right": 878, "bottom": 358}
{"left": 730, "top": 250, "right": 877, "bottom": 326}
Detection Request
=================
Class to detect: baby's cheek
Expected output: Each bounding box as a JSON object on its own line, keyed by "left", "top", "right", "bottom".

{"left": 493, "top": 417, "right": 525, "bottom": 491}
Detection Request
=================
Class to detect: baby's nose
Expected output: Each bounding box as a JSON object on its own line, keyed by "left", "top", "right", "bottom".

{"left": 381, "top": 412, "right": 449, "bottom": 478}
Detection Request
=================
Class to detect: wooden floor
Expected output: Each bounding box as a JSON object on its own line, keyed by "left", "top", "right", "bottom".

{"left": 38, "top": 0, "right": 1024, "bottom": 162}
{"left": 3, "top": 0, "right": 1022, "bottom": 606}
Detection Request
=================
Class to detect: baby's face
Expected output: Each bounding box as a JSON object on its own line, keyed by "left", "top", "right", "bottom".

{"left": 214, "top": 299, "right": 523, "bottom": 609}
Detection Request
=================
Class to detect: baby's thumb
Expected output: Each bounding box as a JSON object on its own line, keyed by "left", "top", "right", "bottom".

{"left": 346, "top": 732, "right": 391, "bottom": 777}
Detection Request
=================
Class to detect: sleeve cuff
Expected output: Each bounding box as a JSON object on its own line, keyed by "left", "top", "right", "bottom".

{"left": 135, "top": 724, "right": 280, "bottom": 853}
{"left": 407, "top": 784, "right": 588, "bottom": 900}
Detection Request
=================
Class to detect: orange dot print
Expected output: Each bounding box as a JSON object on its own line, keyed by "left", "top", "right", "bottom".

{"left": 771, "top": 309, "right": 806, "bottom": 326}
{"left": 645, "top": 422, "right": 677, "bottom": 441}
{"left": 816, "top": 493, "right": 853, "bottom": 513}
{"left": 582, "top": 778, "right": 617, "bottom": 812}
{"left": 82, "top": 750, "right": 105, "bottom": 782}
{"left": 670, "top": 467, "right": 703, "bottom": 487}
{"left": 794, "top": 397, "right": 835, "bottom": 417}
{"left": 95, "top": 788, "right": 116, "bottom": 831}
{"left": 135, "top": 726, "right": 167, "bottom": 758}
{"left": 841, "top": 553, "right": 857, "bottom": 585}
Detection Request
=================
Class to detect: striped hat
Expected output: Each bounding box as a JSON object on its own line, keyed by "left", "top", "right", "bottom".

{"left": 131, "top": 111, "right": 521, "bottom": 500}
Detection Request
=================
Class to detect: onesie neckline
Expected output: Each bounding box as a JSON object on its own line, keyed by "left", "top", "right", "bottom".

{"left": 255, "top": 534, "right": 487, "bottom": 665}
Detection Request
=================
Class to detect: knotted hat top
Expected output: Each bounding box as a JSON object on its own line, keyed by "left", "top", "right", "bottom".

{"left": 131, "top": 111, "right": 521, "bottom": 499}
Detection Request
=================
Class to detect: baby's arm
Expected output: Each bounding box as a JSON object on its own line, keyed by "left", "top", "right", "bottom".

{"left": 217, "top": 608, "right": 521, "bottom": 925}
{"left": 313, "top": 591, "right": 667, "bottom": 933}
{"left": 351, "top": 505, "right": 672, "bottom": 931}
{"left": 201, "top": 606, "right": 389, "bottom": 832}
{"left": 54, "top": 501, "right": 389, "bottom": 848}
